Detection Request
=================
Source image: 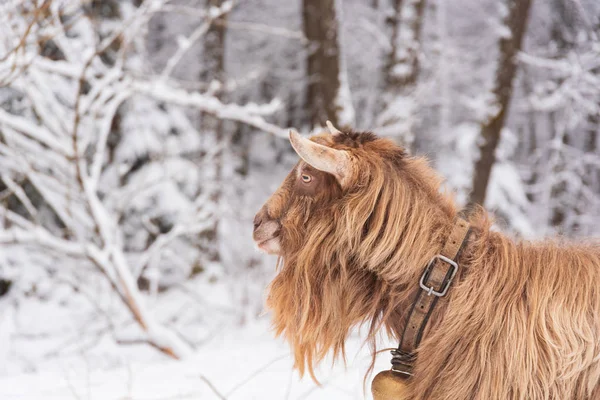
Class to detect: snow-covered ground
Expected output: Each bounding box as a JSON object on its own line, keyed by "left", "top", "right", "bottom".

{"left": 0, "top": 318, "right": 393, "bottom": 400}
{"left": 0, "top": 263, "right": 394, "bottom": 400}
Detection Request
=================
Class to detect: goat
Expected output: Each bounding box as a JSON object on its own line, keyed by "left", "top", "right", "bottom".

{"left": 253, "top": 126, "right": 600, "bottom": 399}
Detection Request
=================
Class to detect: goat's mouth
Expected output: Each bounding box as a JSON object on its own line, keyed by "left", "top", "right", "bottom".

{"left": 256, "top": 236, "right": 281, "bottom": 255}
{"left": 253, "top": 215, "right": 282, "bottom": 255}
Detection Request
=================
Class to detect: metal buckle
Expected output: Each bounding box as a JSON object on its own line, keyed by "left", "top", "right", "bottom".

{"left": 419, "top": 255, "right": 458, "bottom": 297}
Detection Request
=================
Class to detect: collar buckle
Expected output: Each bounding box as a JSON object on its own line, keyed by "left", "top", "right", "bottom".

{"left": 419, "top": 254, "right": 458, "bottom": 297}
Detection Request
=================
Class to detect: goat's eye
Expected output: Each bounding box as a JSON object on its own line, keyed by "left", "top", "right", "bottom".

{"left": 301, "top": 174, "right": 312, "bottom": 183}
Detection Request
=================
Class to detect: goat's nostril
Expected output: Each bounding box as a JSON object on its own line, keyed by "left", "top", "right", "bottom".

{"left": 253, "top": 215, "right": 263, "bottom": 230}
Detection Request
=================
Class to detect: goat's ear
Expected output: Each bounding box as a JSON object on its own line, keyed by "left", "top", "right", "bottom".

{"left": 289, "top": 130, "right": 350, "bottom": 186}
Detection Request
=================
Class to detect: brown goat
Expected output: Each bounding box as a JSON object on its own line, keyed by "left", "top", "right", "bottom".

{"left": 252, "top": 127, "right": 600, "bottom": 399}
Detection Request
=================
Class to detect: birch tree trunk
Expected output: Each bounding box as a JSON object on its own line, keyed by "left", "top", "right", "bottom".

{"left": 468, "top": 0, "right": 532, "bottom": 206}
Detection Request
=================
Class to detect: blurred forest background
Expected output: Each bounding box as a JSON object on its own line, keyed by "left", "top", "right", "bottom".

{"left": 0, "top": 0, "right": 598, "bottom": 398}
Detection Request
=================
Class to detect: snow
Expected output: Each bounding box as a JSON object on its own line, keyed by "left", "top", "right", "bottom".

{"left": 130, "top": 80, "right": 287, "bottom": 138}
{"left": 0, "top": 108, "right": 73, "bottom": 157}
{"left": 495, "top": 23, "right": 512, "bottom": 40}
{"left": 0, "top": 0, "right": 599, "bottom": 399}
{"left": 0, "top": 307, "right": 394, "bottom": 400}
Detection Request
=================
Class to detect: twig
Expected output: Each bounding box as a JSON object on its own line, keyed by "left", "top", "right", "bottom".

{"left": 161, "top": 1, "right": 234, "bottom": 79}
{"left": 0, "top": 174, "right": 38, "bottom": 218}
{"left": 225, "top": 355, "right": 288, "bottom": 397}
{"left": 213, "top": 18, "right": 306, "bottom": 43}
{"left": 200, "top": 375, "right": 227, "bottom": 400}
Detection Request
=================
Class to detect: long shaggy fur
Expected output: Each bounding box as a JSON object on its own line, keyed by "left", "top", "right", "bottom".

{"left": 261, "top": 131, "right": 600, "bottom": 399}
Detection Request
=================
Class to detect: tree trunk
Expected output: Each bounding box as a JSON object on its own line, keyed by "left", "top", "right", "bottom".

{"left": 436, "top": 0, "right": 450, "bottom": 139}
{"left": 520, "top": 65, "right": 538, "bottom": 203}
{"left": 587, "top": 128, "right": 598, "bottom": 197}
{"left": 198, "top": 0, "right": 229, "bottom": 263}
{"left": 395, "top": 0, "right": 425, "bottom": 88}
{"left": 302, "top": 0, "right": 343, "bottom": 127}
{"left": 585, "top": 120, "right": 598, "bottom": 193}
{"left": 383, "top": 0, "right": 404, "bottom": 87}
{"left": 468, "top": 0, "right": 532, "bottom": 206}
{"left": 580, "top": 118, "right": 599, "bottom": 234}
{"left": 543, "top": 0, "right": 586, "bottom": 233}
{"left": 377, "top": 0, "right": 426, "bottom": 149}
{"left": 549, "top": 118, "right": 568, "bottom": 229}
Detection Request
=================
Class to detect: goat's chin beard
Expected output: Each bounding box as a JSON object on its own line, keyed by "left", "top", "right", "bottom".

{"left": 267, "top": 284, "right": 347, "bottom": 382}
{"left": 266, "top": 257, "right": 366, "bottom": 382}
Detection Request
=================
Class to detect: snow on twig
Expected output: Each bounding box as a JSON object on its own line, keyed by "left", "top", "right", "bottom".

{"left": 131, "top": 79, "right": 288, "bottom": 138}
{"left": 161, "top": 1, "right": 234, "bottom": 79}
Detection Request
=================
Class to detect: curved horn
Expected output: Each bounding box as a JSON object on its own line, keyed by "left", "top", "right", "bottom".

{"left": 325, "top": 120, "right": 343, "bottom": 137}
{"left": 289, "top": 130, "right": 350, "bottom": 183}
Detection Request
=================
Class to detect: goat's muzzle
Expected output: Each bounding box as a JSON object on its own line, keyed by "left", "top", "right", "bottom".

{"left": 253, "top": 208, "right": 281, "bottom": 255}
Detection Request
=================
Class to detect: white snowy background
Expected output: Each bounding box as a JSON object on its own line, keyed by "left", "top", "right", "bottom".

{"left": 0, "top": 0, "right": 598, "bottom": 399}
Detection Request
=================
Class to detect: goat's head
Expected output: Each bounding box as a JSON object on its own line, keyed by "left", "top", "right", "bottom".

{"left": 253, "top": 123, "right": 404, "bottom": 256}
{"left": 253, "top": 131, "right": 344, "bottom": 255}
{"left": 252, "top": 123, "right": 454, "bottom": 380}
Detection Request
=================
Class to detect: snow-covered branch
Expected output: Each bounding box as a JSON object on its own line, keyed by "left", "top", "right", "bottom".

{"left": 0, "top": 0, "right": 291, "bottom": 363}
{"left": 131, "top": 79, "right": 287, "bottom": 137}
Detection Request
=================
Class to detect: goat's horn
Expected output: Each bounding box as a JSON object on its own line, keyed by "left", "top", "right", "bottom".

{"left": 289, "top": 129, "right": 350, "bottom": 183}
{"left": 325, "top": 120, "right": 343, "bottom": 137}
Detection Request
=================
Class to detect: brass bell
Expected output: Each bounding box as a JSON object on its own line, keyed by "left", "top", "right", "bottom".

{"left": 371, "top": 370, "right": 410, "bottom": 400}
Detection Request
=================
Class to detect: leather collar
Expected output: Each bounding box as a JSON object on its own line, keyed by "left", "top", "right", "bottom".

{"left": 391, "top": 217, "right": 471, "bottom": 377}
